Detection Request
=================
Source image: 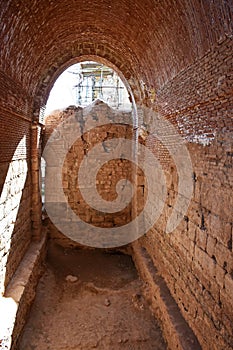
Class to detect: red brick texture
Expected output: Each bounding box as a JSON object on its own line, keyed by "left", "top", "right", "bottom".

{"left": 43, "top": 103, "right": 142, "bottom": 247}
{"left": 140, "top": 37, "right": 233, "bottom": 350}
{"left": 0, "top": 1, "right": 232, "bottom": 349}
{"left": 0, "top": 1, "right": 232, "bottom": 112}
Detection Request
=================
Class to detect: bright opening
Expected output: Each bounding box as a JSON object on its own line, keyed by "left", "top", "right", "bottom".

{"left": 44, "top": 61, "right": 132, "bottom": 117}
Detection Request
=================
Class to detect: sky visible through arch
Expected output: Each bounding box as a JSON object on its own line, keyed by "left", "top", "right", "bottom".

{"left": 44, "top": 62, "right": 131, "bottom": 116}
{"left": 45, "top": 64, "right": 78, "bottom": 116}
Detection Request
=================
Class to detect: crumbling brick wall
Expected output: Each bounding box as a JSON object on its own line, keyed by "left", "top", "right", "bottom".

{"left": 139, "top": 37, "right": 233, "bottom": 350}
{"left": 43, "top": 101, "right": 138, "bottom": 247}
{"left": 0, "top": 1, "right": 232, "bottom": 349}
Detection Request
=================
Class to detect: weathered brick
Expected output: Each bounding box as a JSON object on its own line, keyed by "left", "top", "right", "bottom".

{"left": 44, "top": 103, "right": 134, "bottom": 234}
{"left": 215, "top": 264, "right": 226, "bottom": 289}
{"left": 0, "top": 2, "right": 232, "bottom": 349}
{"left": 214, "top": 242, "right": 233, "bottom": 272}
{"left": 196, "top": 227, "right": 207, "bottom": 250}
{"left": 208, "top": 213, "right": 232, "bottom": 248}
{"left": 206, "top": 235, "right": 217, "bottom": 257}
{"left": 224, "top": 273, "right": 233, "bottom": 298}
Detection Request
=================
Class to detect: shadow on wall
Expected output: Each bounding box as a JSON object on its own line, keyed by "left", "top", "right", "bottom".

{"left": 0, "top": 133, "right": 31, "bottom": 296}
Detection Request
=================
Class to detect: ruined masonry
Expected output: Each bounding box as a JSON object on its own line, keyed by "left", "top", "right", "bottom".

{"left": 0, "top": 1, "right": 232, "bottom": 350}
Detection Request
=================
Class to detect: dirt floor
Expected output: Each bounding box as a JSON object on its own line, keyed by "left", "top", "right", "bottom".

{"left": 18, "top": 243, "right": 167, "bottom": 350}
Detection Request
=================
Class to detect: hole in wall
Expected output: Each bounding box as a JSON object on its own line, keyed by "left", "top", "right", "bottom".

{"left": 44, "top": 61, "right": 132, "bottom": 118}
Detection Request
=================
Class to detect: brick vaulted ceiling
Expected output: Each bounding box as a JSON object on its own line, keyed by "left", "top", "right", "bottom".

{"left": 0, "top": 0, "right": 232, "bottom": 112}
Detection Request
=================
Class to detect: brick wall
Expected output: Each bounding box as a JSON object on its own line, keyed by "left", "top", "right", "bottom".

{"left": 0, "top": 105, "right": 32, "bottom": 295}
{"left": 2, "top": 1, "right": 231, "bottom": 116}
{"left": 0, "top": 0, "right": 232, "bottom": 348}
{"left": 43, "top": 101, "right": 137, "bottom": 247}
{"left": 139, "top": 37, "right": 233, "bottom": 350}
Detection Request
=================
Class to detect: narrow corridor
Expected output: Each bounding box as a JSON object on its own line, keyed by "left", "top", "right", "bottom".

{"left": 18, "top": 244, "right": 166, "bottom": 350}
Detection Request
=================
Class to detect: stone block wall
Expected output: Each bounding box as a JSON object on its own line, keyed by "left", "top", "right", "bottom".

{"left": 138, "top": 37, "right": 233, "bottom": 350}
{"left": 0, "top": 107, "right": 32, "bottom": 295}
{"left": 43, "top": 101, "right": 138, "bottom": 247}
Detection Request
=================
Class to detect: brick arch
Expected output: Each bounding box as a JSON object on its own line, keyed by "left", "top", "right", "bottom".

{"left": 33, "top": 50, "right": 142, "bottom": 120}
{"left": 1, "top": 0, "right": 231, "bottom": 118}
